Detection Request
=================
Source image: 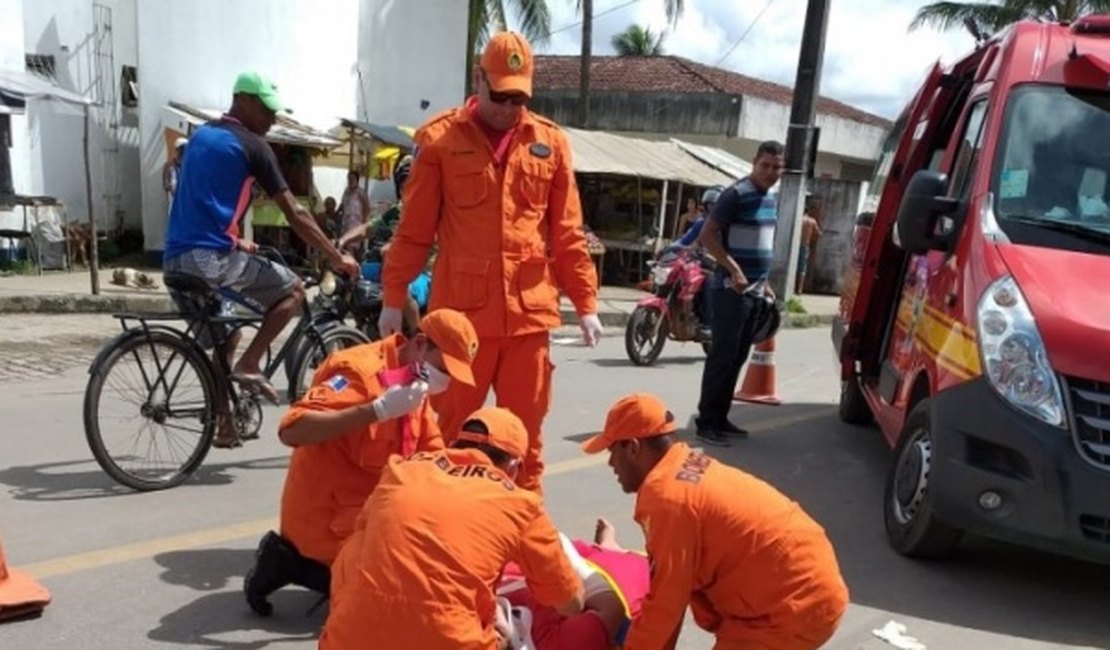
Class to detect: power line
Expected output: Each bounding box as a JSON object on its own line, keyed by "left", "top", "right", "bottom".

{"left": 548, "top": 0, "right": 642, "bottom": 37}
{"left": 715, "top": 0, "right": 778, "bottom": 66}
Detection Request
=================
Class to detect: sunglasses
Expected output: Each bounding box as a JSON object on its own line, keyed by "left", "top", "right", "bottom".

{"left": 481, "top": 70, "right": 529, "bottom": 106}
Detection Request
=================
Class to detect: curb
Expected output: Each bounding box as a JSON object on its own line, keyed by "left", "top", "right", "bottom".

{"left": 0, "top": 293, "right": 174, "bottom": 314}
{"left": 558, "top": 309, "right": 834, "bottom": 330}
{"left": 0, "top": 294, "right": 836, "bottom": 331}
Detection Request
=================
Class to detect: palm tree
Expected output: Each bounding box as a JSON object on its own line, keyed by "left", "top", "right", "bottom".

{"left": 910, "top": 0, "right": 1110, "bottom": 34}
{"left": 577, "top": 0, "right": 685, "bottom": 127}
{"left": 466, "top": 0, "right": 552, "bottom": 96}
{"left": 612, "top": 24, "right": 666, "bottom": 56}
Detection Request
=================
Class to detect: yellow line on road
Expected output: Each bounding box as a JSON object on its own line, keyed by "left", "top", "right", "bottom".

{"left": 23, "top": 407, "right": 832, "bottom": 580}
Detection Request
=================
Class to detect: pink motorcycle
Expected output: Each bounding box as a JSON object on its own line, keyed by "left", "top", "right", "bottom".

{"left": 624, "top": 248, "right": 712, "bottom": 366}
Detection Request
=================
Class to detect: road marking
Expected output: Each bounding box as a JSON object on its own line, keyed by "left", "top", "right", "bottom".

{"left": 24, "top": 408, "right": 832, "bottom": 580}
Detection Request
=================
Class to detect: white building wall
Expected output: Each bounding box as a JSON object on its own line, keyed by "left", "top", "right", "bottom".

{"left": 737, "top": 96, "right": 886, "bottom": 174}
{"left": 356, "top": 0, "right": 467, "bottom": 129}
{"left": 21, "top": 0, "right": 141, "bottom": 232}
{"left": 1, "top": 0, "right": 31, "bottom": 205}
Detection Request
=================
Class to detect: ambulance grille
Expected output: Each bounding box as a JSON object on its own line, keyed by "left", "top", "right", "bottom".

{"left": 1066, "top": 377, "right": 1110, "bottom": 470}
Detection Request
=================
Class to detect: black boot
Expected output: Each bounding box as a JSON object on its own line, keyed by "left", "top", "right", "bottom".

{"left": 244, "top": 531, "right": 299, "bottom": 616}
{"left": 298, "top": 556, "right": 331, "bottom": 595}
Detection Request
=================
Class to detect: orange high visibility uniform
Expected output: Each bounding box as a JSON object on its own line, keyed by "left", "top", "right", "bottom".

{"left": 382, "top": 99, "right": 598, "bottom": 491}
{"left": 320, "top": 449, "right": 581, "bottom": 650}
{"left": 626, "top": 443, "right": 849, "bottom": 650}
{"left": 276, "top": 336, "right": 443, "bottom": 565}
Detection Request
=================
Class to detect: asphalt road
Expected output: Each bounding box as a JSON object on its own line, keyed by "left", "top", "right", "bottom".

{"left": 0, "top": 318, "right": 1107, "bottom": 649}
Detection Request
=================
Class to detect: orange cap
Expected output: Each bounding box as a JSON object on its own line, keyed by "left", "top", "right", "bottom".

{"left": 456, "top": 407, "right": 529, "bottom": 459}
{"left": 420, "top": 309, "right": 479, "bottom": 386}
{"left": 0, "top": 537, "right": 51, "bottom": 617}
{"left": 481, "top": 31, "right": 534, "bottom": 97}
{"left": 581, "top": 393, "right": 677, "bottom": 454}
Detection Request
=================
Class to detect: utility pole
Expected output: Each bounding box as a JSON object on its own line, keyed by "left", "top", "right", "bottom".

{"left": 770, "top": 0, "right": 830, "bottom": 301}
{"left": 576, "top": 0, "right": 593, "bottom": 127}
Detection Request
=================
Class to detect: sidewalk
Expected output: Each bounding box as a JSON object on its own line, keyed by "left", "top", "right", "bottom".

{"left": 0, "top": 268, "right": 840, "bottom": 328}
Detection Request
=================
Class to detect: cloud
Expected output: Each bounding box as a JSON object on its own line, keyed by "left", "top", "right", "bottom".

{"left": 528, "top": 0, "right": 974, "bottom": 119}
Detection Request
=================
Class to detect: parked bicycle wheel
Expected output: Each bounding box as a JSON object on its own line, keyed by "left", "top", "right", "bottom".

{"left": 287, "top": 325, "right": 369, "bottom": 402}
{"left": 84, "top": 330, "right": 218, "bottom": 491}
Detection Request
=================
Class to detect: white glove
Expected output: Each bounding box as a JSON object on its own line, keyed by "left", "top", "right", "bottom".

{"left": 371, "top": 381, "right": 429, "bottom": 421}
{"left": 579, "top": 313, "right": 603, "bottom": 347}
{"left": 378, "top": 306, "right": 404, "bottom": 337}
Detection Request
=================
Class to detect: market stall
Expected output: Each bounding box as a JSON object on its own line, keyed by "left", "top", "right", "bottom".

{"left": 563, "top": 127, "right": 734, "bottom": 286}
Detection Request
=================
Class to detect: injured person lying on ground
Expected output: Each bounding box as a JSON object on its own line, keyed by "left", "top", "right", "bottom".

{"left": 494, "top": 517, "right": 651, "bottom": 650}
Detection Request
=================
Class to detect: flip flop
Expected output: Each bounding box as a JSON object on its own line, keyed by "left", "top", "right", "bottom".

{"left": 230, "top": 373, "right": 280, "bottom": 405}
{"left": 213, "top": 434, "right": 242, "bottom": 449}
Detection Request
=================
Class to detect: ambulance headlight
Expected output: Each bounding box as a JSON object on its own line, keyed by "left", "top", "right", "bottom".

{"left": 977, "top": 275, "right": 1065, "bottom": 427}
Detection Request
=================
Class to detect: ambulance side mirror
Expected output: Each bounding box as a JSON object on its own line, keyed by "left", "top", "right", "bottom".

{"left": 894, "top": 170, "right": 959, "bottom": 254}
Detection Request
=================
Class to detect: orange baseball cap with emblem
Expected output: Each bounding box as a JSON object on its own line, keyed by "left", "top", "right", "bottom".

{"left": 481, "top": 31, "right": 534, "bottom": 97}
{"left": 456, "top": 406, "right": 529, "bottom": 459}
{"left": 581, "top": 393, "right": 677, "bottom": 454}
{"left": 420, "top": 309, "right": 479, "bottom": 387}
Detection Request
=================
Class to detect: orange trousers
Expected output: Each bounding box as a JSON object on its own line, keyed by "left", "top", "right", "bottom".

{"left": 432, "top": 331, "right": 553, "bottom": 491}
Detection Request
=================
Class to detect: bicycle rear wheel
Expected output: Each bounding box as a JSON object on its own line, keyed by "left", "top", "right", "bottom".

{"left": 287, "top": 325, "right": 369, "bottom": 402}
{"left": 84, "top": 330, "right": 218, "bottom": 491}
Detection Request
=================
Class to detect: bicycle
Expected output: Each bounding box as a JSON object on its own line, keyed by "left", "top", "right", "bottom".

{"left": 83, "top": 248, "right": 369, "bottom": 491}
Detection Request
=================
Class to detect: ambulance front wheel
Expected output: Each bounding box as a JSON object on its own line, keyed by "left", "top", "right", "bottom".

{"left": 884, "top": 399, "right": 963, "bottom": 558}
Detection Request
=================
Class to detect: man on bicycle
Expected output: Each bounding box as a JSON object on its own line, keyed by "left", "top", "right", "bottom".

{"left": 243, "top": 308, "right": 479, "bottom": 617}
{"left": 163, "top": 71, "right": 358, "bottom": 410}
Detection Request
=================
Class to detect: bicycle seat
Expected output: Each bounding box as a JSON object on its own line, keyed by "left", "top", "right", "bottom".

{"left": 163, "top": 272, "right": 214, "bottom": 296}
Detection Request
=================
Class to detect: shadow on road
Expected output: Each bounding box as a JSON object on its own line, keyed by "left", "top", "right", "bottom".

{"left": 0, "top": 455, "right": 290, "bottom": 501}
{"left": 690, "top": 403, "right": 1110, "bottom": 648}
{"left": 148, "top": 547, "right": 325, "bottom": 648}
{"left": 589, "top": 354, "right": 707, "bottom": 369}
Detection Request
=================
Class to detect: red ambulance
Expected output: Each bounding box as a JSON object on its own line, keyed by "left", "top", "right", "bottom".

{"left": 836, "top": 16, "right": 1110, "bottom": 563}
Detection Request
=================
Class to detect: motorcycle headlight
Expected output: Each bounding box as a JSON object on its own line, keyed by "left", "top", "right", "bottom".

{"left": 320, "top": 270, "right": 337, "bottom": 296}
{"left": 652, "top": 265, "right": 671, "bottom": 285}
{"left": 977, "top": 275, "right": 1065, "bottom": 427}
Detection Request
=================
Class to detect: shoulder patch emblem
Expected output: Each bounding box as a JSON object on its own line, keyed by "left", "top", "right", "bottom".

{"left": 326, "top": 375, "right": 349, "bottom": 392}
{"left": 529, "top": 142, "right": 552, "bottom": 159}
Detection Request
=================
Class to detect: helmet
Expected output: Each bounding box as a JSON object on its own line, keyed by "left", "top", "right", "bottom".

{"left": 751, "top": 295, "right": 781, "bottom": 344}
{"left": 700, "top": 186, "right": 723, "bottom": 207}
{"left": 393, "top": 155, "right": 413, "bottom": 199}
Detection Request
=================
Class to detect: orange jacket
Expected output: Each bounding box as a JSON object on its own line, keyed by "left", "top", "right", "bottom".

{"left": 277, "top": 337, "right": 443, "bottom": 564}
{"left": 382, "top": 99, "right": 598, "bottom": 338}
{"left": 321, "top": 449, "right": 581, "bottom": 649}
{"left": 625, "top": 443, "right": 849, "bottom": 650}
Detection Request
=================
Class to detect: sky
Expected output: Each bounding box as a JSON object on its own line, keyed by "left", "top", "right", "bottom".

{"left": 523, "top": 0, "right": 976, "bottom": 120}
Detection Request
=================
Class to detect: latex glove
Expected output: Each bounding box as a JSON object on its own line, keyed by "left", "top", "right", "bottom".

{"left": 378, "top": 306, "right": 404, "bottom": 337}
{"left": 579, "top": 313, "right": 603, "bottom": 347}
{"left": 371, "top": 381, "right": 429, "bottom": 421}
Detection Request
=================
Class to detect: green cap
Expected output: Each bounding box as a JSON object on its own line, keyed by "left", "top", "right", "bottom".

{"left": 232, "top": 72, "right": 282, "bottom": 113}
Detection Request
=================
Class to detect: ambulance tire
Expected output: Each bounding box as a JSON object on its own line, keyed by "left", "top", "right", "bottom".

{"left": 884, "top": 400, "right": 962, "bottom": 559}
{"left": 838, "top": 377, "right": 872, "bottom": 425}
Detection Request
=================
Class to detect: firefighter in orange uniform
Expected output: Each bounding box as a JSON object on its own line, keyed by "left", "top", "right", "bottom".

{"left": 582, "top": 394, "right": 850, "bottom": 650}
{"left": 320, "top": 406, "right": 585, "bottom": 649}
{"left": 378, "top": 31, "right": 602, "bottom": 492}
{"left": 243, "top": 309, "right": 479, "bottom": 617}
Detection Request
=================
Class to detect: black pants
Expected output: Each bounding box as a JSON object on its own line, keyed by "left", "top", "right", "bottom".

{"left": 696, "top": 287, "right": 759, "bottom": 430}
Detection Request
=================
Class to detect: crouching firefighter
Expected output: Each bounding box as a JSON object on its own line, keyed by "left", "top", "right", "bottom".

{"left": 243, "top": 308, "right": 479, "bottom": 615}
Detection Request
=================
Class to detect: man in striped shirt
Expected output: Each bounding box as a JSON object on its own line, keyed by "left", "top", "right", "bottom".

{"left": 695, "top": 141, "right": 785, "bottom": 446}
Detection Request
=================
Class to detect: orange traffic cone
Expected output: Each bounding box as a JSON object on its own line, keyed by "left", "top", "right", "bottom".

{"left": 0, "top": 535, "right": 50, "bottom": 623}
{"left": 734, "top": 337, "right": 782, "bottom": 406}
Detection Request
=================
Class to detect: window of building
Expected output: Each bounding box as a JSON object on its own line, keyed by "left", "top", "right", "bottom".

{"left": 121, "top": 65, "right": 138, "bottom": 108}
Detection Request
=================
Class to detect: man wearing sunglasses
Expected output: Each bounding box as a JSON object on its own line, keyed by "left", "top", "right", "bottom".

{"left": 379, "top": 31, "right": 601, "bottom": 493}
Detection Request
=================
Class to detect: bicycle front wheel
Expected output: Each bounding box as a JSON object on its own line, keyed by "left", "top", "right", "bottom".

{"left": 287, "top": 325, "right": 369, "bottom": 402}
{"left": 84, "top": 330, "right": 218, "bottom": 491}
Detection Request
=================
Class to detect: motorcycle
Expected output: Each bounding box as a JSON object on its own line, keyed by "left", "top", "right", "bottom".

{"left": 625, "top": 248, "right": 713, "bottom": 366}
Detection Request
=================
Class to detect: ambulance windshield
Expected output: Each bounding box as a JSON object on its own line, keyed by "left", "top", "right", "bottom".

{"left": 993, "top": 85, "right": 1110, "bottom": 248}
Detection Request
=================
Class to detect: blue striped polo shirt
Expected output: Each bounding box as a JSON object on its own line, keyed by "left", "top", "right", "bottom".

{"left": 708, "top": 177, "right": 777, "bottom": 288}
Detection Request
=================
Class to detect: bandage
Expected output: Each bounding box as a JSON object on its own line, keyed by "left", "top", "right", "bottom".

{"left": 558, "top": 533, "right": 612, "bottom": 600}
